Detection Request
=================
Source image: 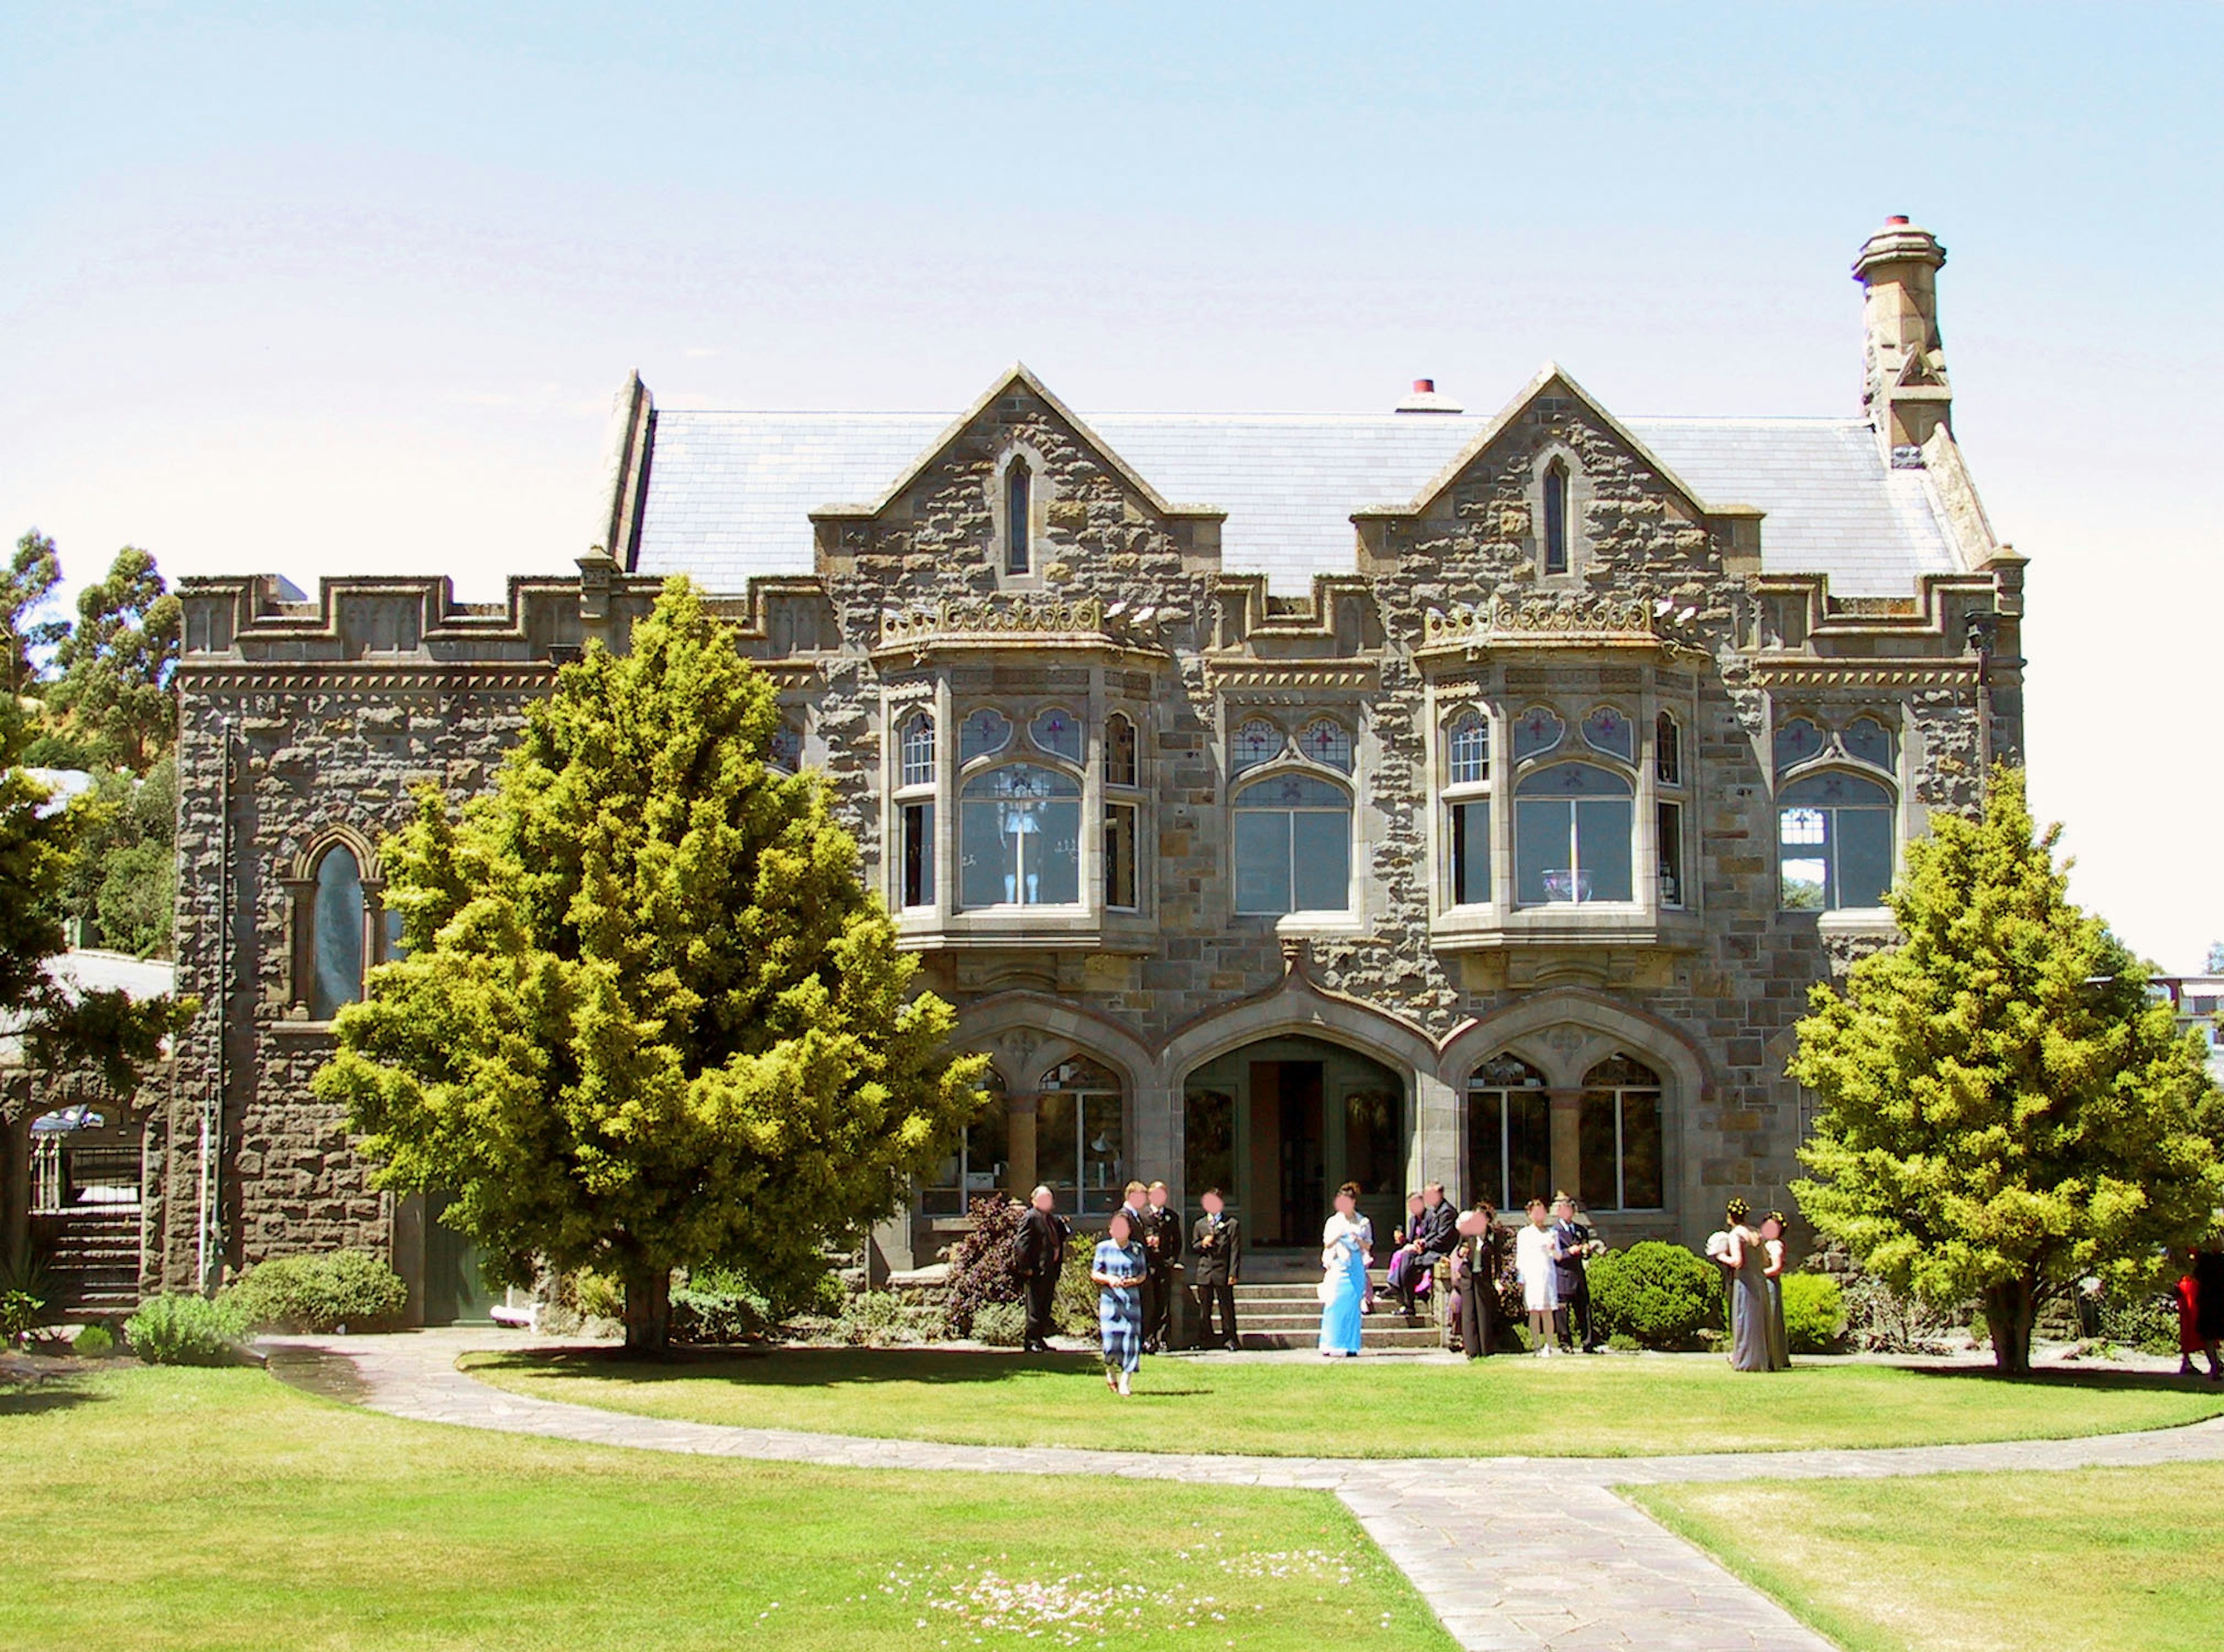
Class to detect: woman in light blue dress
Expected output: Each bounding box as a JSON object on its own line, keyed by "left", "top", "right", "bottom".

{"left": 1318, "top": 1181, "right": 1371, "bottom": 1358}
{"left": 1091, "top": 1207, "right": 1147, "bottom": 1395}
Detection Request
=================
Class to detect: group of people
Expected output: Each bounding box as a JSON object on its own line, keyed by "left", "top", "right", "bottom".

{"left": 1707, "top": 1198, "right": 1794, "bottom": 1372}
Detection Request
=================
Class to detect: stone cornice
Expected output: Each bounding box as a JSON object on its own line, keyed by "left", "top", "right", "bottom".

{"left": 1206, "top": 661, "right": 1381, "bottom": 693}
{"left": 1417, "top": 596, "right": 1710, "bottom": 662}
{"left": 174, "top": 664, "right": 559, "bottom": 695}
{"left": 1751, "top": 657, "right": 1981, "bottom": 688}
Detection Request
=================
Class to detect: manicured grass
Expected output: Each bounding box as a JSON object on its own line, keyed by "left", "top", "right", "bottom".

{"left": 462, "top": 1346, "right": 2224, "bottom": 1459}
{"left": 1629, "top": 1461, "right": 2224, "bottom": 1652}
{"left": 0, "top": 1365, "right": 1453, "bottom": 1651}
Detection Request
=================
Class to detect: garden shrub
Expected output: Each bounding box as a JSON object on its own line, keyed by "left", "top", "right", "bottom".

{"left": 971, "top": 1300, "right": 1027, "bottom": 1347}
{"left": 223, "top": 1250, "right": 408, "bottom": 1332}
{"left": 1781, "top": 1273, "right": 1847, "bottom": 1353}
{"left": 1839, "top": 1272, "right": 1970, "bottom": 1353}
{"left": 2097, "top": 1289, "right": 2180, "bottom": 1358}
{"left": 839, "top": 1290, "right": 936, "bottom": 1347}
{"left": 1054, "top": 1230, "right": 1104, "bottom": 1338}
{"left": 71, "top": 1325, "right": 115, "bottom": 1357}
{"left": 670, "top": 1278, "right": 769, "bottom": 1345}
{"left": 1605, "top": 1332, "right": 1640, "bottom": 1353}
{"left": 1, "top": 1288, "right": 43, "bottom": 1341}
{"left": 1586, "top": 1241, "right": 1720, "bottom": 1349}
{"left": 943, "top": 1194, "right": 1025, "bottom": 1336}
{"left": 571, "top": 1269, "right": 624, "bottom": 1323}
{"left": 125, "top": 1294, "right": 248, "bottom": 1365}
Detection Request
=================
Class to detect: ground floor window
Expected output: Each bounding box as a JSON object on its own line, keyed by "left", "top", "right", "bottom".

{"left": 1466, "top": 1054, "right": 1551, "bottom": 1211}
{"left": 922, "top": 1070, "right": 1009, "bottom": 1216}
{"left": 1038, "top": 1057, "right": 1124, "bottom": 1215}
{"left": 1578, "top": 1054, "right": 1663, "bottom": 1210}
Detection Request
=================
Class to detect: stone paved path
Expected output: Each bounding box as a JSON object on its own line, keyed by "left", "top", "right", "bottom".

{"left": 266, "top": 1331, "right": 2224, "bottom": 1652}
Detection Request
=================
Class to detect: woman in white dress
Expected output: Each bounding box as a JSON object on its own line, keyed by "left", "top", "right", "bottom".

{"left": 1514, "top": 1197, "right": 1561, "bottom": 1356}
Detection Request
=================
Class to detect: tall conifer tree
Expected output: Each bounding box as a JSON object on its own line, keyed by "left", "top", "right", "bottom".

{"left": 1791, "top": 768, "right": 2223, "bottom": 1373}
{"left": 317, "top": 581, "right": 985, "bottom": 1351}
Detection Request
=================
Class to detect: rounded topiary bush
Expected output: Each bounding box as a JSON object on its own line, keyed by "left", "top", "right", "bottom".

{"left": 223, "top": 1250, "right": 409, "bottom": 1333}
{"left": 71, "top": 1324, "right": 116, "bottom": 1357}
{"left": 1587, "top": 1241, "right": 1720, "bottom": 1349}
{"left": 125, "top": 1294, "right": 249, "bottom": 1365}
{"left": 1782, "top": 1273, "right": 1848, "bottom": 1354}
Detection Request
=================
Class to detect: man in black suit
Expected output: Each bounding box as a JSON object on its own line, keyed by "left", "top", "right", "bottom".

{"left": 1013, "top": 1185, "right": 1069, "bottom": 1353}
{"left": 1190, "top": 1187, "right": 1241, "bottom": 1351}
{"left": 1393, "top": 1182, "right": 1458, "bottom": 1314}
{"left": 1139, "top": 1180, "right": 1181, "bottom": 1352}
{"left": 1550, "top": 1193, "right": 1600, "bottom": 1352}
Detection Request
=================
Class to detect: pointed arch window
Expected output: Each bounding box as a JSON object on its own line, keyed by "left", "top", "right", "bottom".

{"left": 1579, "top": 1053, "right": 1664, "bottom": 1210}
{"left": 896, "top": 712, "right": 937, "bottom": 910}
{"left": 1039, "top": 1056, "right": 1125, "bottom": 1214}
{"left": 1005, "top": 461, "right": 1031, "bottom": 575}
{"left": 1103, "top": 712, "right": 1140, "bottom": 911}
{"left": 1467, "top": 1054, "right": 1550, "bottom": 1213}
{"left": 308, "top": 843, "right": 366, "bottom": 1021}
{"left": 1543, "top": 461, "right": 1570, "bottom": 575}
{"left": 924, "top": 1068, "right": 1010, "bottom": 1217}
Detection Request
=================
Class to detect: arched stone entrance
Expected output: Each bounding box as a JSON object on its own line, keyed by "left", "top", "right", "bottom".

{"left": 1182, "top": 1034, "right": 1407, "bottom": 1251}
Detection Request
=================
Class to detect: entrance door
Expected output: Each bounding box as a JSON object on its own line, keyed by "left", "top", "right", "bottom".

{"left": 1184, "top": 1035, "right": 1407, "bottom": 1251}
{"left": 422, "top": 1191, "right": 499, "bottom": 1324}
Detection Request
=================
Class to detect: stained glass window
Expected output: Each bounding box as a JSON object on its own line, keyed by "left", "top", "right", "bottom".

{"left": 1512, "top": 706, "right": 1565, "bottom": 761}
{"left": 767, "top": 721, "right": 803, "bottom": 773}
{"left": 1300, "top": 717, "right": 1354, "bottom": 772}
{"left": 1446, "top": 710, "right": 1488, "bottom": 787}
{"left": 1029, "top": 706, "right": 1082, "bottom": 763}
{"left": 899, "top": 713, "right": 937, "bottom": 788}
{"left": 1232, "top": 773, "right": 1351, "bottom": 915}
{"left": 1104, "top": 712, "right": 1138, "bottom": 787}
{"left": 960, "top": 708, "right": 1012, "bottom": 763}
{"left": 309, "top": 845, "right": 365, "bottom": 1021}
{"left": 1773, "top": 716, "right": 1824, "bottom": 773}
{"left": 1231, "top": 717, "right": 1283, "bottom": 775}
{"left": 1581, "top": 705, "right": 1634, "bottom": 762}
{"left": 1844, "top": 715, "right": 1897, "bottom": 771}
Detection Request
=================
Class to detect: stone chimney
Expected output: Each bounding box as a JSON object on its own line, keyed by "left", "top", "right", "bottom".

{"left": 1852, "top": 217, "right": 1951, "bottom": 460}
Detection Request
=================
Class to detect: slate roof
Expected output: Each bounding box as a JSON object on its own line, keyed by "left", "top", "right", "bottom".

{"left": 634, "top": 405, "right": 1962, "bottom": 598}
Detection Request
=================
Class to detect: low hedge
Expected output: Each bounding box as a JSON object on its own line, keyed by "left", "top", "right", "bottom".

{"left": 125, "top": 1294, "right": 249, "bottom": 1365}
{"left": 1586, "top": 1241, "right": 1721, "bottom": 1349}
{"left": 223, "top": 1250, "right": 409, "bottom": 1333}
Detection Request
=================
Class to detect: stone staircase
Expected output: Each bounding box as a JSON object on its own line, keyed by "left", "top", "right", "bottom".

{"left": 31, "top": 1206, "right": 143, "bottom": 1316}
{"left": 1219, "top": 1272, "right": 1444, "bottom": 1352}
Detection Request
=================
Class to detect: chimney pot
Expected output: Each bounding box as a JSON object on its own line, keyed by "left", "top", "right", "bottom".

{"left": 1413, "top": 378, "right": 1434, "bottom": 394}
{"left": 1887, "top": 214, "right": 1910, "bottom": 226}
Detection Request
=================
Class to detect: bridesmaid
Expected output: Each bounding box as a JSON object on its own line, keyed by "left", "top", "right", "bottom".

{"left": 1091, "top": 1208, "right": 1147, "bottom": 1396}
{"left": 1318, "top": 1181, "right": 1370, "bottom": 1358}
{"left": 1761, "top": 1210, "right": 1793, "bottom": 1371}
{"left": 1722, "top": 1199, "right": 1772, "bottom": 1372}
{"left": 1515, "top": 1197, "right": 1560, "bottom": 1356}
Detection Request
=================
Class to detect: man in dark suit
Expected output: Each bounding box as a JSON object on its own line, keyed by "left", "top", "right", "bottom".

{"left": 1190, "top": 1186, "right": 1241, "bottom": 1350}
{"left": 1013, "top": 1185, "right": 1069, "bottom": 1353}
{"left": 1139, "top": 1180, "right": 1181, "bottom": 1352}
{"left": 1393, "top": 1182, "right": 1459, "bottom": 1314}
{"left": 1550, "top": 1193, "right": 1600, "bottom": 1352}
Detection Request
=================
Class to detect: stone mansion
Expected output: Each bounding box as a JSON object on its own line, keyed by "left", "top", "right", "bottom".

{"left": 143, "top": 218, "right": 2024, "bottom": 1317}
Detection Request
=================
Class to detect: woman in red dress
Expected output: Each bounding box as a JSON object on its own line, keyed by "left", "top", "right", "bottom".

{"left": 2176, "top": 1258, "right": 2203, "bottom": 1378}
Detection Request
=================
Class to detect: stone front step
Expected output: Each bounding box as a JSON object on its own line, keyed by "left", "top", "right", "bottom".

{"left": 1235, "top": 1325, "right": 1444, "bottom": 1351}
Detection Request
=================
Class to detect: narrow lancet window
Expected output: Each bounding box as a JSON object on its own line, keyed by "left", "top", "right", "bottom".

{"left": 1543, "top": 461, "right": 1569, "bottom": 575}
{"left": 1005, "top": 461, "right": 1031, "bottom": 575}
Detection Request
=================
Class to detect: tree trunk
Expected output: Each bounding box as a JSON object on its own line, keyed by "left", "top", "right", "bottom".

{"left": 1981, "top": 1280, "right": 2036, "bottom": 1375}
{"left": 621, "top": 1262, "right": 672, "bottom": 1356}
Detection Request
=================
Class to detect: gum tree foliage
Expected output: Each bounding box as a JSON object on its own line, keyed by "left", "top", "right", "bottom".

{"left": 60, "top": 756, "right": 176, "bottom": 958}
{"left": 1790, "top": 768, "right": 2224, "bottom": 1375}
{"left": 1, "top": 532, "right": 70, "bottom": 698}
{"left": 46, "top": 546, "right": 181, "bottom": 772}
{"left": 316, "top": 580, "right": 987, "bottom": 1353}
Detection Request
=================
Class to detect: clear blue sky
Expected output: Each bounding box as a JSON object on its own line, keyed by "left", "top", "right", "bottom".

{"left": 3, "top": 3, "right": 2218, "bottom": 967}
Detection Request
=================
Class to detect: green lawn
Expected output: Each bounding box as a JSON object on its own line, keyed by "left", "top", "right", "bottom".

{"left": 461, "top": 1347, "right": 2224, "bottom": 1459}
{"left": 1630, "top": 1461, "right": 2224, "bottom": 1652}
{"left": 0, "top": 1365, "right": 1453, "bottom": 1651}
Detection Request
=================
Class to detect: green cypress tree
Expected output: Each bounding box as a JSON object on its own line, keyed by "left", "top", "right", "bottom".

{"left": 1790, "top": 767, "right": 2223, "bottom": 1373}
{"left": 316, "top": 580, "right": 986, "bottom": 1351}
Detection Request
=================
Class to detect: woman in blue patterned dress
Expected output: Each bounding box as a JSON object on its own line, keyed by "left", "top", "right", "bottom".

{"left": 1091, "top": 1207, "right": 1147, "bottom": 1395}
{"left": 1318, "top": 1181, "right": 1371, "bottom": 1358}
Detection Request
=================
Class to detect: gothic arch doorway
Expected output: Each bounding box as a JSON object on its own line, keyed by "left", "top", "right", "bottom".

{"left": 1182, "top": 1034, "right": 1407, "bottom": 1250}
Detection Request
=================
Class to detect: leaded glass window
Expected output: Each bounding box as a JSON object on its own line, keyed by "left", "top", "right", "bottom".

{"left": 1029, "top": 706, "right": 1082, "bottom": 763}
{"left": 1655, "top": 711, "right": 1682, "bottom": 786}
{"left": 1777, "top": 770, "right": 1893, "bottom": 910}
{"left": 899, "top": 712, "right": 937, "bottom": 788}
{"left": 1581, "top": 705, "right": 1634, "bottom": 762}
{"left": 959, "top": 764, "right": 1082, "bottom": 907}
{"left": 1005, "top": 461, "right": 1031, "bottom": 575}
{"left": 1468, "top": 1054, "right": 1550, "bottom": 1213}
{"left": 1578, "top": 1054, "right": 1664, "bottom": 1210}
{"left": 1446, "top": 710, "right": 1489, "bottom": 786}
{"left": 1514, "top": 762, "right": 1634, "bottom": 904}
{"left": 1232, "top": 772, "right": 1351, "bottom": 915}
{"left": 1543, "top": 461, "right": 1570, "bottom": 575}
{"left": 1512, "top": 706, "right": 1565, "bottom": 761}
{"left": 959, "top": 708, "right": 1012, "bottom": 763}
{"left": 1773, "top": 716, "right": 1824, "bottom": 773}
{"left": 767, "top": 720, "right": 803, "bottom": 774}
{"left": 1298, "top": 717, "right": 1354, "bottom": 772}
{"left": 1844, "top": 715, "right": 1896, "bottom": 771}
{"left": 1231, "top": 717, "right": 1283, "bottom": 775}
{"left": 1103, "top": 712, "right": 1137, "bottom": 787}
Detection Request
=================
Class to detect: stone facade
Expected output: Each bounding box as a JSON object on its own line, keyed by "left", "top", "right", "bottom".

{"left": 156, "top": 219, "right": 2026, "bottom": 1314}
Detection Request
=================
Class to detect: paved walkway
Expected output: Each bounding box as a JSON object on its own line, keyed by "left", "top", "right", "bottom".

{"left": 267, "top": 1331, "right": 2224, "bottom": 1652}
